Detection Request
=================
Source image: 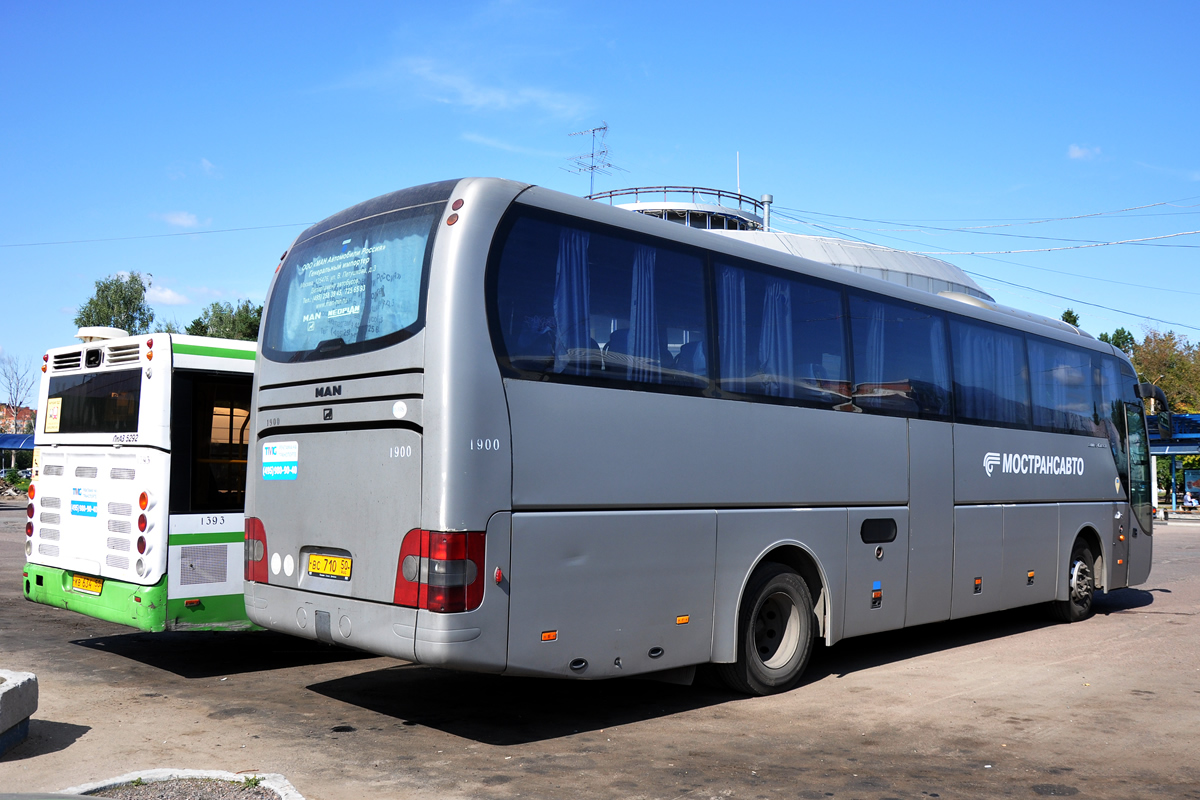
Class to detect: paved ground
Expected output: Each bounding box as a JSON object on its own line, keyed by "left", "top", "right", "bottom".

{"left": 1, "top": 498, "right": 1198, "bottom": 799}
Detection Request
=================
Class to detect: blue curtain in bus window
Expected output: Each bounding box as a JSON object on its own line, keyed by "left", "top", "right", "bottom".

{"left": 758, "top": 279, "right": 794, "bottom": 398}
{"left": 717, "top": 265, "right": 747, "bottom": 393}
{"left": 950, "top": 319, "right": 1031, "bottom": 426}
{"left": 1028, "top": 338, "right": 1093, "bottom": 434}
{"left": 552, "top": 228, "right": 592, "bottom": 375}
{"left": 627, "top": 245, "right": 663, "bottom": 384}
{"left": 851, "top": 295, "right": 951, "bottom": 418}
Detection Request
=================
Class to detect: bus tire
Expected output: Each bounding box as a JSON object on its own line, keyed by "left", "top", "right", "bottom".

{"left": 1051, "top": 538, "right": 1096, "bottom": 623}
{"left": 717, "top": 562, "right": 815, "bottom": 696}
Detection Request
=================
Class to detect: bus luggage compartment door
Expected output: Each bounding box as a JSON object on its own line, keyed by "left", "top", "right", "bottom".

{"left": 843, "top": 508, "right": 909, "bottom": 638}
{"left": 506, "top": 510, "right": 716, "bottom": 680}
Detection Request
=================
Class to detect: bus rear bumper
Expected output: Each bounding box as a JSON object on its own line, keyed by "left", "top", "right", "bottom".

{"left": 244, "top": 581, "right": 506, "bottom": 673}
{"left": 22, "top": 563, "right": 168, "bottom": 632}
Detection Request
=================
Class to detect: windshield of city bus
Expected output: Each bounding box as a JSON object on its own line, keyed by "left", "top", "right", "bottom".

{"left": 44, "top": 369, "right": 141, "bottom": 434}
{"left": 262, "top": 201, "right": 444, "bottom": 361}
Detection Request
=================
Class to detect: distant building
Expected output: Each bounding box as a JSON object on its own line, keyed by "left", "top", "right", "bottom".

{"left": 588, "top": 186, "right": 993, "bottom": 301}
{"left": 1, "top": 405, "right": 35, "bottom": 434}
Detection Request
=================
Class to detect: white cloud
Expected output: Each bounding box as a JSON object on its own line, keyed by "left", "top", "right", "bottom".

{"left": 147, "top": 285, "right": 190, "bottom": 306}
{"left": 326, "top": 58, "right": 588, "bottom": 118}
{"left": 461, "top": 132, "right": 566, "bottom": 158}
{"left": 1068, "top": 144, "right": 1101, "bottom": 160}
{"left": 200, "top": 158, "right": 218, "bottom": 176}
{"left": 410, "top": 60, "right": 587, "bottom": 117}
{"left": 158, "top": 211, "right": 200, "bottom": 228}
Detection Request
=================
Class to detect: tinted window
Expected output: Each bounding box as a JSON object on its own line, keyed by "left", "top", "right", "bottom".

{"left": 44, "top": 369, "right": 141, "bottom": 434}
{"left": 1028, "top": 338, "right": 1094, "bottom": 435}
{"left": 716, "top": 262, "right": 849, "bottom": 408}
{"left": 1096, "top": 355, "right": 1129, "bottom": 486}
{"left": 263, "top": 202, "right": 442, "bottom": 361}
{"left": 950, "top": 318, "right": 1030, "bottom": 427}
{"left": 849, "top": 295, "right": 951, "bottom": 418}
{"left": 492, "top": 213, "right": 708, "bottom": 389}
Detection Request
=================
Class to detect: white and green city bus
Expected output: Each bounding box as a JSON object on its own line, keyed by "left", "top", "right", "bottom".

{"left": 23, "top": 328, "right": 256, "bottom": 632}
{"left": 244, "top": 178, "right": 1154, "bottom": 695}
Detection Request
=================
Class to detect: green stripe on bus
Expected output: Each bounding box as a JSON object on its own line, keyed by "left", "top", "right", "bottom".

{"left": 171, "top": 342, "right": 256, "bottom": 361}
{"left": 168, "top": 531, "right": 245, "bottom": 546}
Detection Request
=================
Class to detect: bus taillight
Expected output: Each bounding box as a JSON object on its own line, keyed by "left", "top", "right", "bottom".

{"left": 393, "top": 530, "right": 485, "bottom": 613}
{"left": 245, "top": 517, "right": 269, "bottom": 582}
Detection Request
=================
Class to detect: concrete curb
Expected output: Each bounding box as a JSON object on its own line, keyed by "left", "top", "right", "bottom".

{"left": 61, "top": 769, "right": 305, "bottom": 799}
{"left": 0, "top": 669, "right": 38, "bottom": 758}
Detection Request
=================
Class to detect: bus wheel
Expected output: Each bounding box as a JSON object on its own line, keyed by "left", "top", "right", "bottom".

{"left": 1051, "top": 539, "right": 1096, "bottom": 623}
{"left": 718, "top": 562, "right": 815, "bottom": 695}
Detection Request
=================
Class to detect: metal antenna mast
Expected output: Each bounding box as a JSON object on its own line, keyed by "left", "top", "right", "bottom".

{"left": 565, "top": 122, "right": 624, "bottom": 197}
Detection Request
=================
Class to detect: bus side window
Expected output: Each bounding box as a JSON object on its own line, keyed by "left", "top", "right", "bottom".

{"left": 185, "top": 373, "right": 252, "bottom": 513}
{"left": 715, "top": 261, "right": 849, "bottom": 409}
{"left": 849, "top": 294, "right": 951, "bottom": 419}
{"left": 950, "top": 318, "right": 1031, "bottom": 428}
{"left": 493, "top": 214, "right": 709, "bottom": 389}
{"left": 1028, "top": 337, "right": 1094, "bottom": 436}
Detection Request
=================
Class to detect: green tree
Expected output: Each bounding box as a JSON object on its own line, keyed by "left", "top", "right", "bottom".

{"left": 154, "top": 318, "right": 182, "bottom": 334}
{"left": 186, "top": 299, "right": 263, "bottom": 341}
{"left": 1098, "top": 327, "right": 1136, "bottom": 354}
{"left": 74, "top": 272, "right": 154, "bottom": 334}
{"left": 1060, "top": 308, "right": 1080, "bottom": 327}
{"left": 1131, "top": 329, "right": 1200, "bottom": 413}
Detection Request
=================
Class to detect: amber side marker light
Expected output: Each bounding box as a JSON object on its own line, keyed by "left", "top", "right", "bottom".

{"left": 676, "top": 615, "right": 690, "bottom": 625}
{"left": 184, "top": 599, "right": 201, "bottom": 608}
{"left": 446, "top": 213, "right": 459, "bottom": 226}
{"left": 541, "top": 631, "right": 558, "bottom": 642}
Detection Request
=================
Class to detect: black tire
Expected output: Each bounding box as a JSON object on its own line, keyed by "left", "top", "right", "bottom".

{"left": 1050, "top": 538, "right": 1096, "bottom": 623}
{"left": 717, "top": 562, "right": 815, "bottom": 696}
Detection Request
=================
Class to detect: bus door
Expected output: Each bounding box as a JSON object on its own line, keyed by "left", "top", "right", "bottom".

{"left": 1123, "top": 401, "right": 1153, "bottom": 586}
{"left": 843, "top": 508, "right": 909, "bottom": 638}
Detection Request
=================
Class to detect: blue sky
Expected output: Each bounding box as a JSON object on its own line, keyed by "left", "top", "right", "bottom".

{"left": 3, "top": 1, "right": 1198, "bottom": 396}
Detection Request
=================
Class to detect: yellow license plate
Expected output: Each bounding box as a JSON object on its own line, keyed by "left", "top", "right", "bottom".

{"left": 72, "top": 573, "right": 104, "bottom": 595}
{"left": 307, "top": 554, "right": 352, "bottom": 580}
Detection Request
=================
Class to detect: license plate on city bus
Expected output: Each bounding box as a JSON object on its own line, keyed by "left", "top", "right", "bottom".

{"left": 72, "top": 573, "right": 103, "bottom": 595}
{"left": 307, "top": 554, "right": 352, "bottom": 580}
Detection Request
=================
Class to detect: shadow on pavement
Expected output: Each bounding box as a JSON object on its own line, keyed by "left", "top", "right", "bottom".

{"left": 1094, "top": 587, "right": 1155, "bottom": 614}
{"left": 308, "top": 664, "right": 736, "bottom": 745}
{"left": 70, "top": 630, "right": 376, "bottom": 679}
{"left": 309, "top": 590, "right": 1159, "bottom": 746}
{"left": 0, "top": 719, "right": 90, "bottom": 762}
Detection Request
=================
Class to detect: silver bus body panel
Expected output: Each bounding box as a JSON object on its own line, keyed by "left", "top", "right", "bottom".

{"left": 421, "top": 178, "right": 525, "bottom": 532}
{"left": 906, "top": 419, "right": 954, "bottom": 627}
{"left": 844, "top": 506, "right": 910, "bottom": 637}
{"left": 505, "top": 381, "right": 908, "bottom": 509}
{"left": 505, "top": 510, "right": 717, "bottom": 679}
{"left": 953, "top": 425, "right": 1122, "bottom": 505}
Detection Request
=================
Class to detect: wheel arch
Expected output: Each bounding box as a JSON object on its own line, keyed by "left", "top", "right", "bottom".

{"left": 749, "top": 543, "right": 830, "bottom": 642}
{"left": 1066, "top": 524, "right": 1105, "bottom": 596}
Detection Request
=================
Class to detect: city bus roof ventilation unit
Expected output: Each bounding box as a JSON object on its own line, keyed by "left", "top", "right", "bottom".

{"left": 75, "top": 326, "right": 129, "bottom": 343}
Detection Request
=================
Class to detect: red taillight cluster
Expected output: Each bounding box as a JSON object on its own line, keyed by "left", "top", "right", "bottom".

{"left": 394, "top": 529, "right": 485, "bottom": 613}
{"left": 245, "top": 517, "right": 268, "bottom": 582}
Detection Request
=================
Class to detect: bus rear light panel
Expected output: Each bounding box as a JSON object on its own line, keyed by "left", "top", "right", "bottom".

{"left": 245, "top": 517, "right": 269, "bottom": 582}
{"left": 394, "top": 529, "right": 486, "bottom": 613}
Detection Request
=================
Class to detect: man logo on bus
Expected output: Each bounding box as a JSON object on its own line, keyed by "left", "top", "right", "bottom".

{"left": 983, "top": 452, "right": 1001, "bottom": 476}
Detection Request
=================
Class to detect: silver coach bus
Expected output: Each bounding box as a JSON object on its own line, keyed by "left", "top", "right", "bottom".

{"left": 244, "top": 178, "right": 1153, "bottom": 695}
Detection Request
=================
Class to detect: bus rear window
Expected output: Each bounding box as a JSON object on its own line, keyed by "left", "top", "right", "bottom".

{"left": 45, "top": 369, "right": 141, "bottom": 434}
{"left": 262, "top": 203, "right": 443, "bottom": 361}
